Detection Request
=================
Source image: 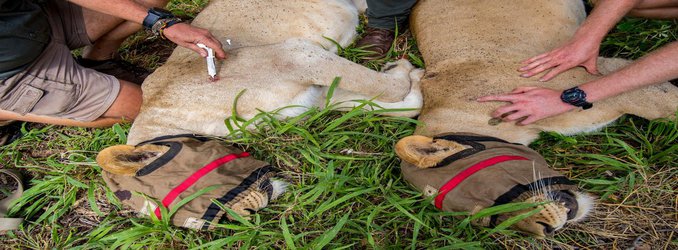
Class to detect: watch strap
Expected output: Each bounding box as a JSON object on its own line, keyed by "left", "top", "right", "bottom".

{"left": 143, "top": 8, "right": 175, "bottom": 30}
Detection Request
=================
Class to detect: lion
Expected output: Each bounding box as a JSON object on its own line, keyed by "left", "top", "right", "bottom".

{"left": 96, "top": 0, "right": 421, "bottom": 223}
{"left": 97, "top": 0, "right": 677, "bottom": 238}
{"left": 407, "top": 0, "right": 678, "bottom": 144}
{"left": 394, "top": 0, "right": 678, "bottom": 237}
{"left": 395, "top": 133, "right": 594, "bottom": 237}
{"left": 124, "top": 0, "right": 423, "bottom": 145}
{"left": 96, "top": 135, "right": 288, "bottom": 229}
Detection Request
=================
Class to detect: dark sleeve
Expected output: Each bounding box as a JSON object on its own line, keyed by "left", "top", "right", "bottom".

{"left": 0, "top": 0, "right": 16, "bottom": 11}
{"left": 0, "top": 0, "right": 50, "bottom": 78}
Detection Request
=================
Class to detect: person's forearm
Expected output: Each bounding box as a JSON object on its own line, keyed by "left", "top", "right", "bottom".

{"left": 580, "top": 41, "right": 678, "bottom": 102}
{"left": 67, "top": 0, "right": 148, "bottom": 24}
{"left": 574, "top": 0, "right": 642, "bottom": 42}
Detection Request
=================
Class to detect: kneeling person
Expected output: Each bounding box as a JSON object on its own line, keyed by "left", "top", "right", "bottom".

{"left": 0, "top": 0, "right": 226, "bottom": 132}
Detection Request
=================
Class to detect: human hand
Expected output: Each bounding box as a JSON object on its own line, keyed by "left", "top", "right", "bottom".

{"left": 477, "top": 87, "right": 575, "bottom": 125}
{"left": 163, "top": 23, "right": 227, "bottom": 59}
{"left": 518, "top": 37, "right": 600, "bottom": 81}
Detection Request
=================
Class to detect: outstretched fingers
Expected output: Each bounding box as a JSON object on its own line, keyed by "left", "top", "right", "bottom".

{"left": 479, "top": 97, "right": 538, "bottom": 125}
{"left": 511, "top": 86, "right": 539, "bottom": 94}
{"left": 478, "top": 86, "right": 538, "bottom": 101}
{"left": 519, "top": 51, "right": 561, "bottom": 77}
{"left": 518, "top": 36, "right": 602, "bottom": 81}
{"left": 521, "top": 52, "right": 550, "bottom": 66}
{"left": 517, "top": 114, "right": 541, "bottom": 125}
{"left": 520, "top": 57, "right": 550, "bottom": 72}
{"left": 477, "top": 93, "right": 518, "bottom": 103}
{"left": 493, "top": 104, "right": 522, "bottom": 119}
{"left": 476, "top": 96, "right": 532, "bottom": 124}
{"left": 539, "top": 64, "right": 572, "bottom": 82}
{"left": 478, "top": 87, "right": 574, "bottom": 125}
{"left": 477, "top": 93, "right": 522, "bottom": 118}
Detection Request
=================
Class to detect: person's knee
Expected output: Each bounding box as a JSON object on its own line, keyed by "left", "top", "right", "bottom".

{"left": 102, "top": 80, "right": 142, "bottom": 121}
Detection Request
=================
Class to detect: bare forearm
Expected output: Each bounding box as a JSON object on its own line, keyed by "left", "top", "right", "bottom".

{"left": 67, "top": 0, "right": 148, "bottom": 24}
{"left": 581, "top": 41, "right": 678, "bottom": 102}
{"left": 575, "top": 0, "right": 642, "bottom": 42}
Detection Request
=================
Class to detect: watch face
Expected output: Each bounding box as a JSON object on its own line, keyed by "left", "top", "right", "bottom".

{"left": 561, "top": 87, "right": 592, "bottom": 109}
{"left": 566, "top": 89, "right": 585, "bottom": 103}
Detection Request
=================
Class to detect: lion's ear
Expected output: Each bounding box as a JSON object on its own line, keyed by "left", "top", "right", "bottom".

{"left": 395, "top": 135, "right": 468, "bottom": 169}
{"left": 96, "top": 144, "right": 170, "bottom": 176}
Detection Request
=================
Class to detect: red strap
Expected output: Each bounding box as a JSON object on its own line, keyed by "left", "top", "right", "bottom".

{"left": 153, "top": 152, "right": 250, "bottom": 218}
{"left": 434, "top": 155, "right": 529, "bottom": 209}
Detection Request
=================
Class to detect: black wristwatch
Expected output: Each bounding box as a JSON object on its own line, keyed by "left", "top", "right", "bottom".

{"left": 561, "top": 86, "right": 593, "bottom": 110}
{"left": 142, "top": 8, "right": 175, "bottom": 30}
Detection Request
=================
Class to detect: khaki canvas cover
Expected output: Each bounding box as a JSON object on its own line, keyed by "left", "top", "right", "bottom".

{"left": 102, "top": 135, "right": 276, "bottom": 230}
{"left": 401, "top": 133, "right": 577, "bottom": 226}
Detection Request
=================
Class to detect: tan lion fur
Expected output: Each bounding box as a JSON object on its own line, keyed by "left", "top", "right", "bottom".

{"left": 127, "top": 0, "right": 423, "bottom": 145}
{"left": 411, "top": 0, "right": 678, "bottom": 145}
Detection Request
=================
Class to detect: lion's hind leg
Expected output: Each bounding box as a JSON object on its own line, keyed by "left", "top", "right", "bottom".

{"left": 325, "top": 60, "right": 424, "bottom": 117}
{"left": 278, "top": 39, "right": 415, "bottom": 102}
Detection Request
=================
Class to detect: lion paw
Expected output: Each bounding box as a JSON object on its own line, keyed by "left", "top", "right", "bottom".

{"left": 382, "top": 59, "right": 415, "bottom": 76}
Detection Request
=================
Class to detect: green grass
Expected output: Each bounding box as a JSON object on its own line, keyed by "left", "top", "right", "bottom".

{"left": 1, "top": 1, "right": 677, "bottom": 249}
{"left": 601, "top": 18, "right": 678, "bottom": 59}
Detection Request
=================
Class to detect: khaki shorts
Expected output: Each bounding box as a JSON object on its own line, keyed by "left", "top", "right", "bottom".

{"left": 0, "top": 0, "right": 120, "bottom": 122}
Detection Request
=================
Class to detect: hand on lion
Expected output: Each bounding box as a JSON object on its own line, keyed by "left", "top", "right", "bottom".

{"left": 477, "top": 86, "right": 575, "bottom": 125}
{"left": 518, "top": 35, "right": 601, "bottom": 82}
{"left": 517, "top": 0, "right": 655, "bottom": 82}
{"left": 163, "top": 23, "right": 227, "bottom": 59}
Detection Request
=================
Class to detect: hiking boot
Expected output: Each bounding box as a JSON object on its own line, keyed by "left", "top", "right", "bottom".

{"left": 75, "top": 56, "right": 150, "bottom": 84}
{"left": 355, "top": 27, "right": 395, "bottom": 60}
{"left": 0, "top": 121, "right": 23, "bottom": 146}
